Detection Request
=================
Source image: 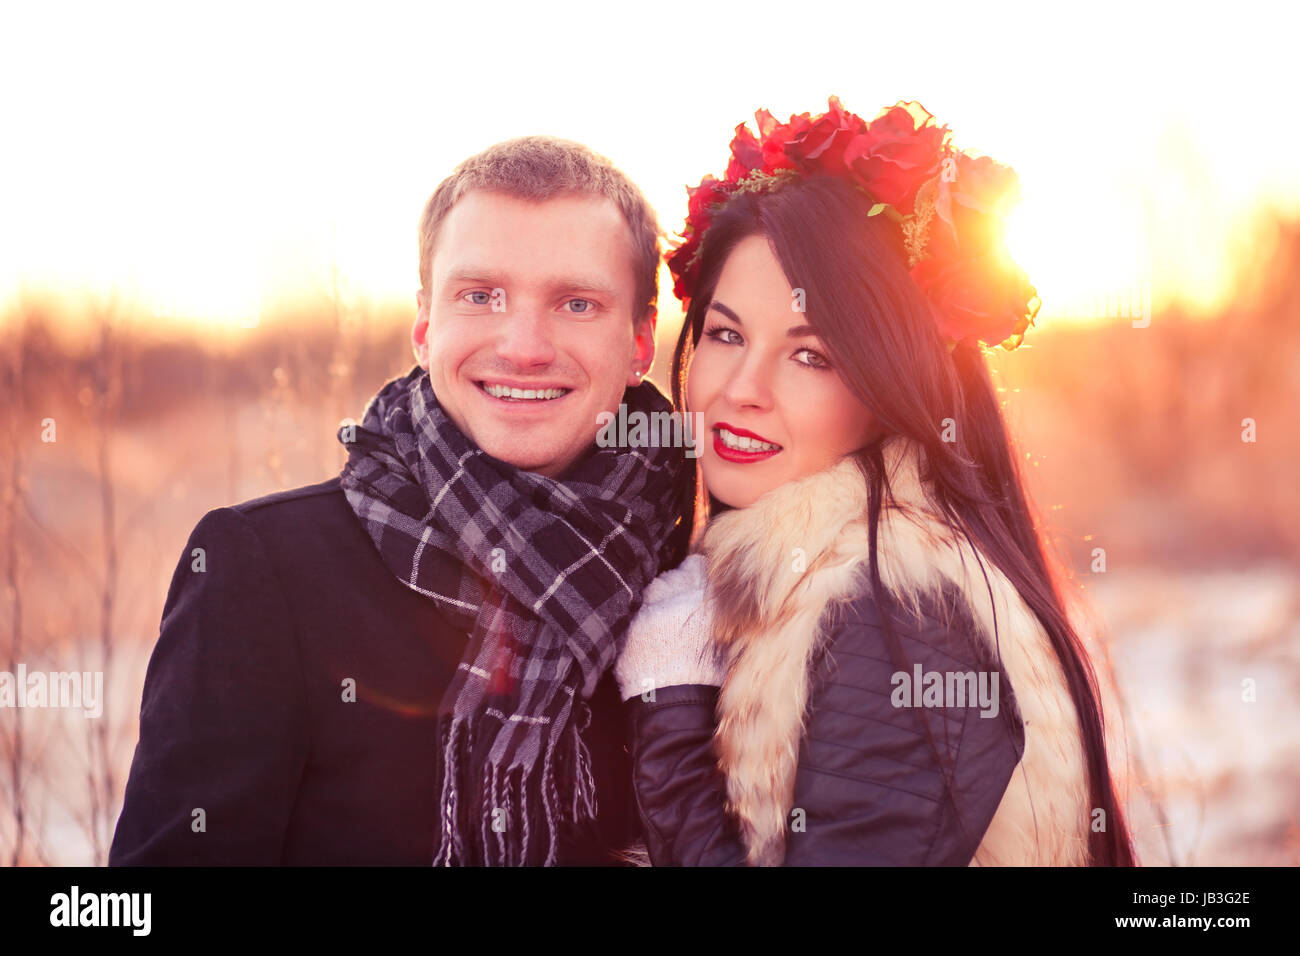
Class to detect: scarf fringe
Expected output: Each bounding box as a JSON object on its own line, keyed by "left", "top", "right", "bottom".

{"left": 431, "top": 708, "right": 600, "bottom": 866}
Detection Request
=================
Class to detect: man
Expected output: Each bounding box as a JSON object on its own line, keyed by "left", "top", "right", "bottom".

{"left": 109, "top": 136, "right": 690, "bottom": 865}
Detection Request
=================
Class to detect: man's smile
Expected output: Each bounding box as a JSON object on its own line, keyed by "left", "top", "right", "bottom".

{"left": 474, "top": 378, "right": 574, "bottom": 403}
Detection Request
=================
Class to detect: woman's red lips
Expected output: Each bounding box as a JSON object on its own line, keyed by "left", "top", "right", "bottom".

{"left": 712, "top": 421, "right": 783, "bottom": 464}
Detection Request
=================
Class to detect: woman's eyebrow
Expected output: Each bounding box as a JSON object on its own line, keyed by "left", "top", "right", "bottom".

{"left": 711, "top": 300, "right": 817, "bottom": 338}
{"left": 709, "top": 300, "right": 743, "bottom": 325}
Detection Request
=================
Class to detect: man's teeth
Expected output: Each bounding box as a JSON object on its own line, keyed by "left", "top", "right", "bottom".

{"left": 482, "top": 383, "right": 569, "bottom": 400}
{"left": 718, "top": 428, "right": 780, "bottom": 452}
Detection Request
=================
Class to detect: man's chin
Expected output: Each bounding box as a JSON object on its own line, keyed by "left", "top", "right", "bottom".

{"left": 477, "top": 436, "right": 582, "bottom": 477}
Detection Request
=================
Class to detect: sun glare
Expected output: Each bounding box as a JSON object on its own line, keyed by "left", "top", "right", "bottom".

{"left": 1005, "top": 190, "right": 1154, "bottom": 329}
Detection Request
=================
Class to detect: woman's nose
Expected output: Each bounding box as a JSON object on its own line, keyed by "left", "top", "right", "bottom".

{"left": 721, "top": 353, "right": 775, "bottom": 411}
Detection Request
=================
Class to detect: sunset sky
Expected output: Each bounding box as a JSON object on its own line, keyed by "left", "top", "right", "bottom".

{"left": 2, "top": 0, "right": 1297, "bottom": 330}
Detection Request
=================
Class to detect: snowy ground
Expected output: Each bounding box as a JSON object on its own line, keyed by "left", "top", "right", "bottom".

{"left": 1087, "top": 566, "right": 1300, "bottom": 866}
{"left": 5, "top": 564, "right": 1296, "bottom": 866}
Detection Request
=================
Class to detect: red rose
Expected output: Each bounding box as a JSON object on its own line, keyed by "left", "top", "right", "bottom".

{"left": 931, "top": 152, "right": 1021, "bottom": 257}
{"left": 910, "top": 254, "right": 1038, "bottom": 349}
{"left": 843, "top": 101, "right": 949, "bottom": 212}
{"left": 667, "top": 239, "right": 698, "bottom": 302}
{"left": 757, "top": 108, "right": 811, "bottom": 173}
{"left": 951, "top": 153, "right": 1020, "bottom": 215}
{"left": 726, "top": 121, "right": 764, "bottom": 180}
{"left": 670, "top": 175, "right": 738, "bottom": 302}
{"left": 687, "top": 174, "right": 730, "bottom": 222}
{"left": 784, "top": 97, "right": 869, "bottom": 174}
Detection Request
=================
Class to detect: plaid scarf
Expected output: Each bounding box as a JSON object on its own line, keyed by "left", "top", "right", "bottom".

{"left": 337, "top": 366, "right": 687, "bottom": 865}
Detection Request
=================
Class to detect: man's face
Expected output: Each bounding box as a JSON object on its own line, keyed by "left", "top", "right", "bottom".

{"left": 413, "top": 189, "right": 656, "bottom": 478}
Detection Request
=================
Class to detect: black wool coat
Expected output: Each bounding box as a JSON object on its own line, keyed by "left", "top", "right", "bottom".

{"left": 109, "top": 477, "right": 636, "bottom": 866}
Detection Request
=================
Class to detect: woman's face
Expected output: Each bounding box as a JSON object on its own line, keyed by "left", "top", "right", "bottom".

{"left": 686, "top": 234, "right": 879, "bottom": 509}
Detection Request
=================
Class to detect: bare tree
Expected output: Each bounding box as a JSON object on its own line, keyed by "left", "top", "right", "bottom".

{"left": 2, "top": 313, "right": 28, "bottom": 865}
{"left": 85, "top": 303, "right": 124, "bottom": 865}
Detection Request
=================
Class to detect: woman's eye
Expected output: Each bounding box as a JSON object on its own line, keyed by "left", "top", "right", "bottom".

{"left": 703, "top": 324, "right": 743, "bottom": 346}
{"left": 565, "top": 298, "right": 595, "bottom": 314}
{"left": 794, "top": 347, "right": 830, "bottom": 370}
{"left": 464, "top": 291, "right": 493, "bottom": 306}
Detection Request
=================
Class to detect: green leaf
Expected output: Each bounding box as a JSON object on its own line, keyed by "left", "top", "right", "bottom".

{"left": 867, "top": 203, "right": 888, "bottom": 217}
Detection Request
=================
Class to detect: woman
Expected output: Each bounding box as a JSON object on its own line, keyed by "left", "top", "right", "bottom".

{"left": 614, "top": 99, "right": 1136, "bottom": 866}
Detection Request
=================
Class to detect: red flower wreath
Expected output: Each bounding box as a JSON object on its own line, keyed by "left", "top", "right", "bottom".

{"left": 665, "top": 97, "right": 1041, "bottom": 351}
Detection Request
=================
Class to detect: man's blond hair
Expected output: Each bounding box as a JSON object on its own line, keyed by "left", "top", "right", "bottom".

{"left": 419, "top": 135, "right": 661, "bottom": 318}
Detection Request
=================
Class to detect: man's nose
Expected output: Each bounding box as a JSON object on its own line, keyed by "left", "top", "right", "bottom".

{"left": 495, "top": 305, "right": 557, "bottom": 369}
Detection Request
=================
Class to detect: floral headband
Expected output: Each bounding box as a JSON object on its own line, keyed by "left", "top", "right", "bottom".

{"left": 665, "top": 97, "right": 1041, "bottom": 351}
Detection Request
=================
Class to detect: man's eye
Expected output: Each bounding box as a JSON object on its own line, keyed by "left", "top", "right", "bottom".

{"left": 464, "top": 291, "right": 493, "bottom": 306}
{"left": 565, "top": 298, "right": 595, "bottom": 314}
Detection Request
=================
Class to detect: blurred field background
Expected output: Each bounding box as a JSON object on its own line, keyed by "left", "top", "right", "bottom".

{"left": 3, "top": 217, "right": 1298, "bottom": 866}
{"left": 2, "top": 0, "right": 1298, "bottom": 866}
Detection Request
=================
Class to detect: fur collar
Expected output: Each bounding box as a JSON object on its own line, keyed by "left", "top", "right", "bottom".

{"left": 699, "top": 436, "right": 1091, "bottom": 865}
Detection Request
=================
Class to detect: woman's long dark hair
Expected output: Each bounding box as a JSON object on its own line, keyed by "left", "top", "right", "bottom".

{"left": 671, "top": 174, "right": 1136, "bottom": 866}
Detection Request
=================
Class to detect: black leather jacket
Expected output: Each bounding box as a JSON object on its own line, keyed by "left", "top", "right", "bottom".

{"left": 624, "top": 585, "right": 1025, "bottom": 866}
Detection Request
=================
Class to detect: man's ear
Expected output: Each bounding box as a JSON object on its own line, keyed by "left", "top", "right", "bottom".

{"left": 629, "top": 305, "right": 657, "bottom": 385}
{"left": 412, "top": 289, "right": 430, "bottom": 368}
